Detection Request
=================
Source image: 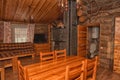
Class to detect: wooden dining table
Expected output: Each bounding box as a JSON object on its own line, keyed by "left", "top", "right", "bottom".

{"left": 23, "top": 56, "right": 85, "bottom": 80}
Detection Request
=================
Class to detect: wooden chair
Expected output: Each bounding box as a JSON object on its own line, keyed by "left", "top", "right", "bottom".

{"left": 54, "top": 49, "right": 66, "bottom": 59}
{"left": 40, "top": 51, "right": 55, "bottom": 62}
{"left": 85, "top": 56, "right": 98, "bottom": 80}
{"left": 65, "top": 60, "right": 85, "bottom": 80}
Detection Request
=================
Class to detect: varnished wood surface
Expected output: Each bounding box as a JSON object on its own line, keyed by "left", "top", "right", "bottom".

{"left": 40, "top": 51, "right": 55, "bottom": 62}
{"left": 54, "top": 49, "right": 66, "bottom": 59}
{"left": 0, "top": 0, "right": 61, "bottom": 23}
{"left": 18, "top": 56, "right": 97, "bottom": 80}
{"left": 85, "top": 56, "right": 98, "bottom": 80}
{"left": 3, "top": 56, "right": 120, "bottom": 80}
{"left": 65, "top": 60, "right": 85, "bottom": 80}
{"left": 114, "top": 17, "right": 120, "bottom": 73}
{"left": 77, "top": 25, "right": 87, "bottom": 57}
{"left": 24, "top": 56, "right": 85, "bottom": 80}
{"left": 34, "top": 43, "right": 50, "bottom": 55}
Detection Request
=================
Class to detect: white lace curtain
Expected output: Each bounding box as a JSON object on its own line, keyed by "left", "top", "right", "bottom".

{"left": 4, "top": 22, "right": 12, "bottom": 43}
{"left": 27, "top": 24, "right": 35, "bottom": 43}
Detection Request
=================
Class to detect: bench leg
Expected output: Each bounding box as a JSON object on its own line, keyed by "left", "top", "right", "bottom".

{"left": 32, "top": 54, "right": 35, "bottom": 60}
{"left": 12, "top": 57, "right": 18, "bottom": 80}
{"left": 1, "top": 68, "right": 5, "bottom": 80}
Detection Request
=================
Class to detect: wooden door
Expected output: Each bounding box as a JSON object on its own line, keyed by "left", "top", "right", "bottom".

{"left": 77, "top": 25, "right": 87, "bottom": 56}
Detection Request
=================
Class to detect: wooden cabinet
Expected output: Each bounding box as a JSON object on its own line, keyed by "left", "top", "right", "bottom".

{"left": 34, "top": 25, "right": 51, "bottom": 55}
{"left": 34, "top": 43, "right": 50, "bottom": 55}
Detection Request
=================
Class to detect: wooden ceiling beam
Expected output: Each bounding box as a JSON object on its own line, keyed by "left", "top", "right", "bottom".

{"left": 33, "top": 0, "right": 47, "bottom": 22}
{"left": 0, "top": 0, "right": 62, "bottom": 23}
{"left": 4, "top": 0, "right": 17, "bottom": 21}
{"left": 0, "top": 0, "right": 5, "bottom": 20}
{"left": 13, "top": 0, "right": 26, "bottom": 21}
{"left": 41, "top": 2, "right": 59, "bottom": 23}
{"left": 10, "top": 0, "right": 19, "bottom": 21}
{"left": 35, "top": 0, "right": 50, "bottom": 21}
{"left": 48, "top": 6, "right": 61, "bottom": 21}
{"left": 4, "top": 0, "right": 10, "bottom": 20}
{"left": 25, "top": 0, "right": 41, "bottom": 21}
{"left": 38, "top": 0, "right": 57, "bottom": 21}
{"left": 20, "top": 0, "right": 33, "bottom": 21}
{"left": 48, "top": 10, "right": 61, "bottom": 23}
{"left": 14, "top": 0, "right": 30, "bottom": 21}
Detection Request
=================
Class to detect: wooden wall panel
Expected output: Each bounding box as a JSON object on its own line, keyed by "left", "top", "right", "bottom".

{"left": 77, "top": 25, "right": 87, "bottom": 57}
{"left": 114, "top": 17, "right": 120, "bottom": 73}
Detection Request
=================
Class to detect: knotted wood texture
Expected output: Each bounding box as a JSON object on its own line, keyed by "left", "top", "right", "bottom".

{"left": 114, "top": 17, "right": 120, "bottom": 74}
{"left": 0, "top": 0, "right": 61, "bottom": 23}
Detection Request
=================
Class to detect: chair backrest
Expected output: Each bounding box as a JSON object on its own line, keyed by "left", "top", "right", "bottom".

{"left": 17, "top": 60, "right": 26, "bottom": 80}
{"left": 85, "top": 56, "right": 98, "bottom": 80}
{"left": 40, "top": 51, "right": 55, "bottom": 62}
{"left": 55, "top": 49, "right": 66, "bottom": 59}
{"left": 65, "top": 60, "right": 85, "bottom": 80}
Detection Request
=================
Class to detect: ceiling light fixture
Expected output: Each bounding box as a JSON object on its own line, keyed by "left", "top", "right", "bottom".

{"left": 58, "top": 0, "right": 82, "bottom": 12}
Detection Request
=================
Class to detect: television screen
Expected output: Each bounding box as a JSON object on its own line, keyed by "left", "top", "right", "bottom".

{"left": 34, "top": 34, "right": 47, "bottom": 43}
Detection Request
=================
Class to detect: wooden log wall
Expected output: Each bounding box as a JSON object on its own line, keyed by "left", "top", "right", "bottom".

{"left": 99, "top": 17, "right": 114, "bottom": 69}
{"left": 77, "top": 0, "right": 119, "bottom": 70}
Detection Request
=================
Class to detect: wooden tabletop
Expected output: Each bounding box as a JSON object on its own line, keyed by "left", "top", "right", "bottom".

{"left": 24, "top": 56, "right": 85, "bottom": 80}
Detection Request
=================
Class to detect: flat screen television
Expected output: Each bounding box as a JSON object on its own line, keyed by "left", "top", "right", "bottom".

{"left": 34, "top": 34, "right": 47, "bottom": 43}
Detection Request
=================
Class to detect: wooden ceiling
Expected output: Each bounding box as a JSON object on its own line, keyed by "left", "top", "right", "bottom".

{"left": 0, "top": 0, "right": 119, "bottom": 24}
{"left": 0, "top": 0, "right": 62, "bottom": 23}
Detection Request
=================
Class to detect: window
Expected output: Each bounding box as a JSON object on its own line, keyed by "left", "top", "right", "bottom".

{"left": 12, "top": 24, "right": 28, "bottom": 43}
{"left": 14, "top": 27, "right": 27, "bottom": 43}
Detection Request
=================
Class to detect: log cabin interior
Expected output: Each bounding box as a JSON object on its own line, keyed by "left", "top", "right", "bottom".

{"left": 0, "top": 0, "right": 120, "bottom": 80}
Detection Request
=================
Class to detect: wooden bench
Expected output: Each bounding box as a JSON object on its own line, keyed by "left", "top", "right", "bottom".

{"left": 0, "top": 42, "right": 35, "bottom": 68}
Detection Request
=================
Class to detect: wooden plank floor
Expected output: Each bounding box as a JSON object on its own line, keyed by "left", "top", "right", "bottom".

{"left": 97, "top": 67, "right": 120, "bottom": 80}
{"left": 2, "top": 56, "right": 120, "bottom": 80}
